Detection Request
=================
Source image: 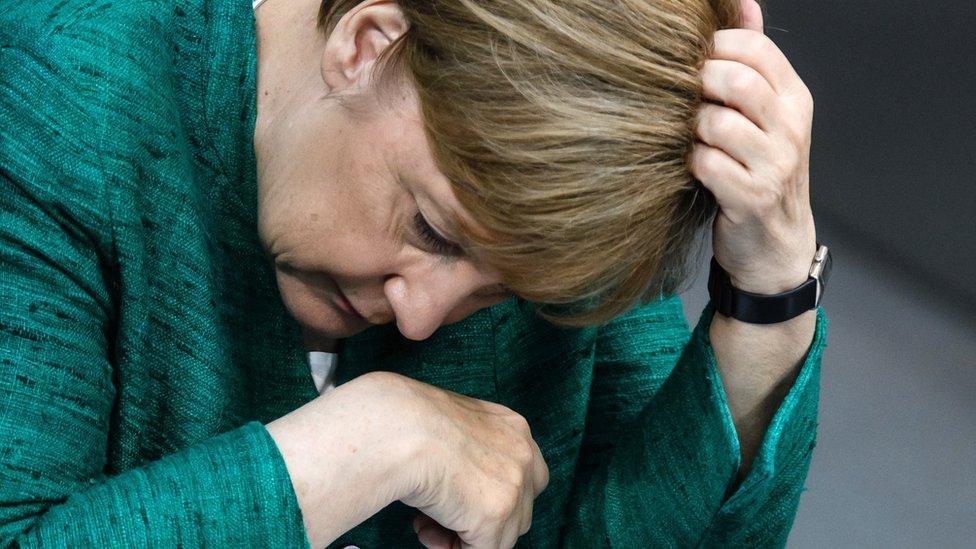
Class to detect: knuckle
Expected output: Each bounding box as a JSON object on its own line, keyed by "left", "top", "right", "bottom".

{"left": 728, "top": 70, "right": 758, "bottom": 96}
{"left": 504, "top": 413, "right": 533, "bottom": 440}
{"left": 510, "top": 412, "right": 531, "bottom": 433}
{"left": 700, "top": 59, "right": 719, "bottom": 86}
{"left": 485, "top": 400, "right": 510, "bottom": 414}
{"left": 716, "top": 109, "right": 739, "bottom": 135}
{"left": 512, "top": 438, "right": 534, "bottom": 465}
{"left": 804, "top": 90, "right": 815, "bottom": 112}
{"left": 788, "top": 87, "right": 814, "bottom": 120}
{"left": 758, "top": 33, "right": 778, "bottom": 55}
{"left": 745, "top": 32, "right": 772, "bottom": 59}
{"left": 690, "top": 145, "right": 718, "bottom": 181}
{"left": 797, "top": 85, "right": 814, "bottom": 108}
{"left": 492, "top": 400, "right": 515, "bottom": 421}
{"left": 702, "top": 107, "right": 729, "bottom": 137}
{"left": 485, "top": 488, "right": 518, "bottom": 520}
{"left": 502, "top": 458, "right": 526, "bottom": 484}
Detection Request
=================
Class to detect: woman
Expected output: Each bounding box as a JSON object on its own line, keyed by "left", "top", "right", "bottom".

{"left": 0, "top": 0, "right": 829, "bottom": 546}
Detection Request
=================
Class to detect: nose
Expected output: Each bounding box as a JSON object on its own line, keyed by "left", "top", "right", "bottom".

{"left": 383, "top": 257, "right": 504, "bottom": 341}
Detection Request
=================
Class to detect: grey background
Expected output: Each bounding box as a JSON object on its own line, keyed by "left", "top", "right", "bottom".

{"left": 678, "top": 3, "right": 976, "bottom": 547}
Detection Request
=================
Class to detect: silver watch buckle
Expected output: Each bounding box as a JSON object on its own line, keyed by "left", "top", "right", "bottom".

{"left": 808, "top": 244, "right": 829, "bottom": 305}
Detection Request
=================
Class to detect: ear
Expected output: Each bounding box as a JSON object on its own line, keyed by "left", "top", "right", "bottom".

{"left": 320, "top": 0, "right": 409, "bottom": 93}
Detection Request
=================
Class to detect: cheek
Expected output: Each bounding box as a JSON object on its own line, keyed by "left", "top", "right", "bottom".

{"left": 273, "top": 266, "right": 367, "bottom": 338}
{"left": 274, "top": 266, "right": 333, "bottom": 324}
{"left": 441, "top": 294, "right": 508, "bottom": 327}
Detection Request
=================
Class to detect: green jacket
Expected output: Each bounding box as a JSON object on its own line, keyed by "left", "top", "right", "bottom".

{"left": 0, "top": 0, "right": 829, "bottom": 547}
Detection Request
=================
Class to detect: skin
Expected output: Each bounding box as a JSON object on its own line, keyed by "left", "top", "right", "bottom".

{"left": 411, "top": 0, "right": 824, "bottom": 546}
{"left": 257, "top": 2, "right": 546, "bottom": 547}
{"left": 258, "top": 0, "right": 822, "bottom": 547}
{"left": 253, "top": 0, "right": 512, "bottom": 347}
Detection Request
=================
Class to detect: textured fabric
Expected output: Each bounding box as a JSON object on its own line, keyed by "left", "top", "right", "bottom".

{"left": 0, "top": 0, "right": 829, "bottom": 548}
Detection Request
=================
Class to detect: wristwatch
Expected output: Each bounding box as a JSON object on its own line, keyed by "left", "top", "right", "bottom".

{"left": 708, "top": 243, "right": 833, "bottom": 324}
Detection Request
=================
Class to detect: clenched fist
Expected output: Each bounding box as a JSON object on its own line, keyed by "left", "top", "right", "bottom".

{"left": 374, "top": 372, "right": 550, "bottom": 549}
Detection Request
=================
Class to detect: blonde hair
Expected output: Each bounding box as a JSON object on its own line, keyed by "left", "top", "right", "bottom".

{"left": 319, "top": 0, "right": 754, "bottom": 327}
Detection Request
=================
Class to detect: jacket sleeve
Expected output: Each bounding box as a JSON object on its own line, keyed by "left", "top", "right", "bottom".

{"left": 0, "top": 167, "right": 310, "bottom": 545}
{"left": 560, "top": 293, "right": 829, "bottom": 548}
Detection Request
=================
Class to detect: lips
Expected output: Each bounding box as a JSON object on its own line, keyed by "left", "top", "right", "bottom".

{"left": 334, "top": 285, "right": 365, "bottom": 320}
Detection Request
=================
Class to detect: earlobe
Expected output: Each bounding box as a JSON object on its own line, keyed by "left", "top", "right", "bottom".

{"left": 319, "top": 0, "right": 409, "bottom": 93}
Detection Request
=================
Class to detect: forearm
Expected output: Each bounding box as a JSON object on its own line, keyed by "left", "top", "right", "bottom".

{"left": 709, "top": 305, "right": 817, "bottom": 488}
{"left": 2, "top": 422, "right": 309, "bottom": 547}
{"left": 558, "top": 291, "right": 828, "bottom": 546}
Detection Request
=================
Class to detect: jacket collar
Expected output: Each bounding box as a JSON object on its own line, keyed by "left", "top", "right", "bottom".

{"left": 200, "top": 0, "right": 261, "bottom": 233}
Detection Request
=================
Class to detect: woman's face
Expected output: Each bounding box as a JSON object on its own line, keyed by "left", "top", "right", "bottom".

{"left": 254, "top": 1, "right": 513, "bottom": 343}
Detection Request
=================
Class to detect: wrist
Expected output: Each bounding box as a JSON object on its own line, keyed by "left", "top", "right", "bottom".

{"left": 728, "top": 240, "right": 819, "bottom": 295}
{"left": 350, "top": 372, "right": 447, "bottom": 506}
{"left": 729, "top": 263, "right": 810, "bottom": 295}
{"left": 266, "top": 375, "right": 412, "bottom": 547}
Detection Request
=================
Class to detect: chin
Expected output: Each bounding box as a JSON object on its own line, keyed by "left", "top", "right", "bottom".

{"left": 297, "top": 317, "right": 370, "bottom": 352}
{"left": 299, "top": 306, "right": 372, "bottom": 336}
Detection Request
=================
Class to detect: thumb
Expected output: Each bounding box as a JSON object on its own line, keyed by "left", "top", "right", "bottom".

{"left": 739, "top": 0, "right": 764, "bottom": 32}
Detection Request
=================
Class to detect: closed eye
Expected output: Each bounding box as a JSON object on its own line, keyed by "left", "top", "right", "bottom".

{"left": 413, "top": 211, "right": 464, "bottom": 257}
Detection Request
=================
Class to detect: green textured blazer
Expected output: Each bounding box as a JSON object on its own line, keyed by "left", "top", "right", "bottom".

{"left": 0, "top": 0, "right": 829, "bottom": 547}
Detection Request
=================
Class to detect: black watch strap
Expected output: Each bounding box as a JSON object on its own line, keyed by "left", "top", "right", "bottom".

{"left": 708, "top": 243, "right": 832, "bottom": 325}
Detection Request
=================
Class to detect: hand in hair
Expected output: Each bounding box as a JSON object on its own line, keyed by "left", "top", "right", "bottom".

{"left": 689, "top": 0, "right": 819, "bottom": 295}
